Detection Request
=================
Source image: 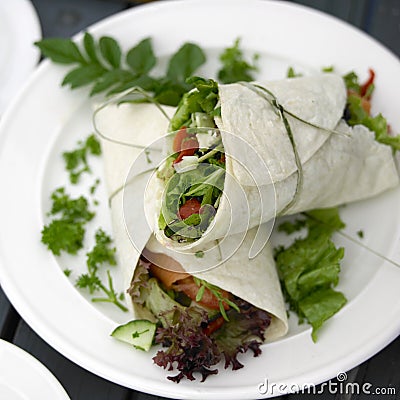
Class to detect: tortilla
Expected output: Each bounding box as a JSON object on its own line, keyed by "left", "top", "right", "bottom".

{"left": 96, "top": 102, "right": 288, "bottom": 341}
{"left": 217, "top": 74, "right": 347, "bottom": 185}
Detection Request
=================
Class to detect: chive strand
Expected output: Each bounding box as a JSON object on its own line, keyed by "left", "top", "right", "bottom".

{"left": 93, "top": 86, "right": 170, "bottom": 148}
{"left": 239, "top": 82, "right": 303, "bottom": 213}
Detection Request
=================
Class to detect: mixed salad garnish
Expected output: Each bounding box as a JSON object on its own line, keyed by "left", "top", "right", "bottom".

{"left": 116, "top": 257, "right": 271, "bottom": 382}
{"left": 156, "top": 77, "right": 225, "bottom": 243}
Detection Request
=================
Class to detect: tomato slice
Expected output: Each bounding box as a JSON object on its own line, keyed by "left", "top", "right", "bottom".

{"left": 360, "top": 68, "right": 375, "bottom": 98}
{"left": 172, "top": 127, "right": 199, "bottom": 164}
{"left": 172, "top": 127, "right": 189, "bottom": 152}
{"left": 178, "top": 198, "right": 202, "bottom": 220}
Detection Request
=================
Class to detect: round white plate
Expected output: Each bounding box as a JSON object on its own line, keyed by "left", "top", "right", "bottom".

{"left": 0, "top": 0, "right": 41, "bottom": 114}
{"left": 0, "top": 339, "right": 70, "bottom": 400}
{"left": 0, "top": 1, "right": 399, "bottom": 399}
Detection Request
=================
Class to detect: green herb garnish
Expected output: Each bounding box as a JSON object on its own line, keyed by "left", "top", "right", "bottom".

{"left": 89, "top": 178, "right": 100, "bottom": 195}
{"left": 41, "top": 187, "right": 95, "bottom": 255}
{"left": 35, "top": 34, "right": 206, "bottom": 106}
{"left": 76, "top": 229, "right": 127, "bottom": 312}
{"left": 217, "top": 38, "right": 258, "bottom": 84}
{"left": 322, "top": 66, "right": 334, "bottom": 73}
{"left": 63, "top": 134, "right": 101, "bottom": 184}
{"left": 287, "top": 66, "right": 302, "bottom": 78}
{"left": 193, "top": 277, "right": 239, "bottom": 321}
{"left": 63, "top": 269, "right": 72, "bottom": 277}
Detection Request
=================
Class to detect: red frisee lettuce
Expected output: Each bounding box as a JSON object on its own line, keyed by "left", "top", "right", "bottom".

{"left": 153, "top": 299, "right": 271, "bottom": 382}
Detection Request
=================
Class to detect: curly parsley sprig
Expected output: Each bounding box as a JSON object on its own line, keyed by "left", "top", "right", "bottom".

{"left": 41, "top": 187, "right": 95, "bottom": 256}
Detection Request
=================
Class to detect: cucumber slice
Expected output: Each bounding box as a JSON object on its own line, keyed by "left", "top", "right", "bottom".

{"left": 111, "top": 319, "right": 156, "bottom": 352}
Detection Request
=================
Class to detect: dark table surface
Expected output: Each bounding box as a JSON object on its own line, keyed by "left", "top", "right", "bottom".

{"left": 1, "top": 1, "right": 399, "bottom": 399}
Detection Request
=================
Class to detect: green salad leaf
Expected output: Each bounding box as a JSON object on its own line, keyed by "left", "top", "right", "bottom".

{"left": 160, "top": 166, "right": 224, "bottom": 241}
{"left": 275, "top": 208, "right": 347, "bottom": 342}
{"left": 343, "top": 71, "right": 400, "bottom": 151}
{"left": 347, "top": 95, "right": 400, "bottom": 151}
{"left": 169, "top": 77, "right": 219, "bottom": 131}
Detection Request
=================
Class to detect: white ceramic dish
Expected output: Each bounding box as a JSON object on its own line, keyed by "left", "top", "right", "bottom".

{"left": 0, "top": 339, "right": 70, "bottom": 400}
{"left": 0, "top": 1, "right": 399, "bottom": 399}
{"left": 0, "top": 0, "right": 41, "bottom": 114}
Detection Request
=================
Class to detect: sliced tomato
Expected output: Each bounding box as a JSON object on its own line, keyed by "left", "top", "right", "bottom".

{"left": 173, "top": 276, "right": 230, "bottom": 311}
{"left": 178, "top": 198, "right": 202, "bottom": 220}
{"left": 172, "top": 127, "right": 199, "bottom": 164}
{"left": 172, "top": 127, "right": 189, "bottom": 152}
{"left": 360, "top": 68, "right": 375, "bottom": 98}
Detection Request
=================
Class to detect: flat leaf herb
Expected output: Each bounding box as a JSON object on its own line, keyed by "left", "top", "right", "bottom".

{"left": 35, "top": 34, "right": 206, "bottom": 106}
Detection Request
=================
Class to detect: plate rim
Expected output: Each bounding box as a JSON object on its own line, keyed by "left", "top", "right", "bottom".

{"left": 0, "top": 0, "right": 42, "bottom": 114}
{"left": 0, "top": 339, "right": 70, "bottom": 399}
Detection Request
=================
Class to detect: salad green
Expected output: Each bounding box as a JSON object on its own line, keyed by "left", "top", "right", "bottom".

{"left": 275, "top": 208, "right": 347, "bottom": 342}
{"left": 157, "top": 77, "right": 226, "bottom": 243}
{"left": 127, "top": 259, "right": 271, "bottom": 382}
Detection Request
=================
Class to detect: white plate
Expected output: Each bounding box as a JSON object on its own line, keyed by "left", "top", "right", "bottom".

{"left": 0, "top": 339, "right": 70, "bottom": 400}
{"left": 0, "top": 1, "right": 400, "bottom": 399}
{"left": 0, "top": 0, "right": 41, "bottom": 114}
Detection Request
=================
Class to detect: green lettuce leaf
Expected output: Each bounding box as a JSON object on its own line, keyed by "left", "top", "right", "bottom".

{"left": 275, "top": 208, "right": 347, "bottom": 341}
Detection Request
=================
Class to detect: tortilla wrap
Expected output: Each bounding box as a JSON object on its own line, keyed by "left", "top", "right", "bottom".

{"left": 139, "top": 75, "right": 398, "bottom": 250}
{"left": 97, "top": 102, "right": 289, "bottom": 341}
{"left": 95, "top": 74, "right": 398, "bottom": 254}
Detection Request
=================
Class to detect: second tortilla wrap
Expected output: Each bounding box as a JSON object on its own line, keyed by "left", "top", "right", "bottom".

{"left": 97, "top": 102, "right": 289, "bottom": 341}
